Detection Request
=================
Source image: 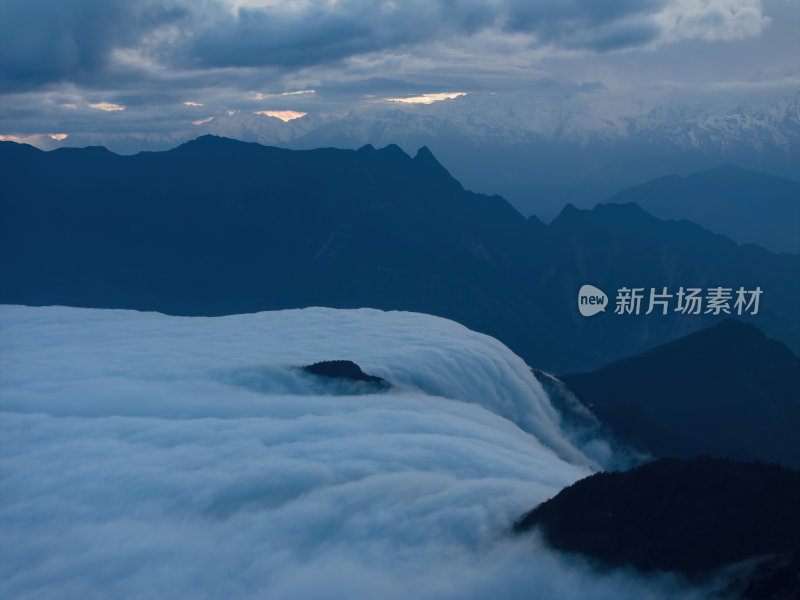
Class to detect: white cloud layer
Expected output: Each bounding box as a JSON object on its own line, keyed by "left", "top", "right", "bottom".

{"left": 0, "top": 305, "right": 707, "bottom": 599}
{"left": 0, "top": 0, "right": 794, "bottom": 148}
{"left": 658, "top": 0, "right": 771, "bottom": 42}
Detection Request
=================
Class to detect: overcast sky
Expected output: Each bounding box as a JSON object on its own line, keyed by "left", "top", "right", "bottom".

{"left": 0, "top": 0, "right": 798, "bottom": 145}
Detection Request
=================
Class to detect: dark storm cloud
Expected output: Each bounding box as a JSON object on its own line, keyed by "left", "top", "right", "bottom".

{"left": 183, "top": 1, "right": 500, "bottom": 70}
{"left": 503, "top": 0, "right": 666, "bottom": 46}
{"left": 0, "top": 0, "right": 789, "bottom": 148}
{"left": 580, "top": 21, "right": 663, "bottom": 52}
{"left": 186, "top": 0, "right": 671, "bottom": 70}
{"left": 0, "top": 0, "right": 687, "bottom": 93}
{"left": 0, "top": 0, "right": 189, "bottom": 91}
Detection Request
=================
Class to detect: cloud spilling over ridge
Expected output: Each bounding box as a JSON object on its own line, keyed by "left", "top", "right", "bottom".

{"left": 0, "top": 306, "right": 710, "bottom": 598}
{"left": 0, "top": 305, "right": 596, "bottom": 465}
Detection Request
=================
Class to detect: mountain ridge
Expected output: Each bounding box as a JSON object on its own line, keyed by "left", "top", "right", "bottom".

{"left": 604, "top": 164, "right": 800, "bottom": 254}
{"left": 514, "top": 456, "right": 800, "bottom": 597}
{"left": 2, "top": 136, "right": 798, "bottom": 373}
{"left": 21, "top": 90, "right": 800, "bottom": 219}
{"left": 560, "top": 319, "right": 800, "bottom": 468}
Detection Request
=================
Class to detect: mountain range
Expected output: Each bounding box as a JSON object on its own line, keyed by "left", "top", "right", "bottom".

{"left": 559, "top": 319, "right": 800, "bottom": 469}
{"left": 33, "top": 90, "right": 800, "bottom": 221}
{"left": 514, "top": 457, "right": 800, "bottom": 598}
{"left": 1, "top": 135, "right": 798, "bottom": 373}
{"left": 605, "top": 165, "right": 800, "bottom": 254}
{"left": 282, "top": 91, "right": 800, "bottom": 219}
{"left": 3, "top": 133, "right": 800, "bottom": 600}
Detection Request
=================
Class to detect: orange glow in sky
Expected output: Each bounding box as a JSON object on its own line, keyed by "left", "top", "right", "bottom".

{"left": 254, "top": 110, "right": 307, "bottom": 121}
{"left": 384, "top": 92, "right": 467, "bottom": 104}
{"left": 89, "top": 102, "right": 126, "bottom": 111}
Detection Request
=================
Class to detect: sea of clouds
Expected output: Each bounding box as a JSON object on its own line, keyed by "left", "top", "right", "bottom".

{"left": 0, "top": 305, "right": 707, "bottom": 599}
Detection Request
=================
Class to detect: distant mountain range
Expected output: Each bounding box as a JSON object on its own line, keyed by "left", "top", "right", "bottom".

{"left": 539, "top": 200, "right": 800, "bottom": 370}
{"left": 2, "top": 136, "right": 798, "bottom": 373}
{"left": 37, "top": 90, "right": 800, "bottom": 220}
{"left": 282, "top": 91, "right": 800, "bottom": 218}
{"left": 559, "top": 319, "right": 800, "bottom": 469}
{"left": 605, "top": 165, "right": 800, "bottom": 254}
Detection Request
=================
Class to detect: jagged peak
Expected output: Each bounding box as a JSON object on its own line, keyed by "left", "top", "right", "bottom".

{"left": 413, "top": 146, "right": 436, "bottom": 162}
{"left": 550, "top": 202, "right": 581, "bottom": 224}
{"left": 378, "top": 143, "right": 409, "bottom": 158}
{"left": 411, "top": 145, "right": 461, "bottom": 186}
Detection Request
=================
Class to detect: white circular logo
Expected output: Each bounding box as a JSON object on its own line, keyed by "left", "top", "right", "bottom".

{"left": 578, "top": 284, "right": 608, "bottom": 317}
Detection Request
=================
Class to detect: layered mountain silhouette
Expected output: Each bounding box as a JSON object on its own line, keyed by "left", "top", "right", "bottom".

{"left": 605, "top": 165, "right": 800, "bottom": 254}
{"left": 560, "top": 319, "right": 800, "bottom": 469}
{"left": 1, "top": 136, "right": 798, "bottom": 372}
{"left": 540, "top": 201, "right": 800, "bottom": 368}
{"left": 514, "top": 457, "right": 800, "bottom": 596}
{"left": 43, "top": 91, "right": 800, "bottom": 222}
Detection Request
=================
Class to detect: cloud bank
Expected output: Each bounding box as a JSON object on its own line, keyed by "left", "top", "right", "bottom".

{"left": 0, "top": 0, "right": 794, "bottom": 150}
{"left": 0, "top": 0, "right": 772, "bottom": 90}
{"left": 0, "top": 305, "right": 707, "bottom": 599}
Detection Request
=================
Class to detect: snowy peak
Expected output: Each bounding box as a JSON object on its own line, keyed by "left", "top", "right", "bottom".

{"left": 229, "top": 89, "right": 800, "bottom": 151}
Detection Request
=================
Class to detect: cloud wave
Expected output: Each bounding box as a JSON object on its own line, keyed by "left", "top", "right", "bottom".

{"left": 0, "top": 305, "right": 706, "bottom": 599}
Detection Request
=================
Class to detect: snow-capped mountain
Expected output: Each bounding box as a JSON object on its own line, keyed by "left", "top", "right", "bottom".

{"left": 200, "top": 89, "right": 800, "bottom": 218}
{"left": 39, "top": 88, "right": 800, "bottom": 218}
{"left": 194, "top": 89, "right": 800, "bottom": 152}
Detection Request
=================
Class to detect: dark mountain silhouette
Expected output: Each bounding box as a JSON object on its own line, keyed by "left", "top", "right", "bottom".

{"left": 0, "top": 135, "right": 562, "bottom": 367}
{"left": 559, "top": 319, "right": 800, "bottom": 468}
{"left": 605, "top": 165, "right": 800, "bottom": 254}
{"left": 533, "top": 202, "right": 800, "bottom": 369}
{"left": 514, "top": 457, "right": 800, "bottom": 586}
{"left": 302, "top": 360, "right": 389, "bottom": 388}
{"left": 740, "top": 553, "right": 800, "bottom": 600}
{"left": 2, "top": 136, "right": 799, "bottom": 373}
